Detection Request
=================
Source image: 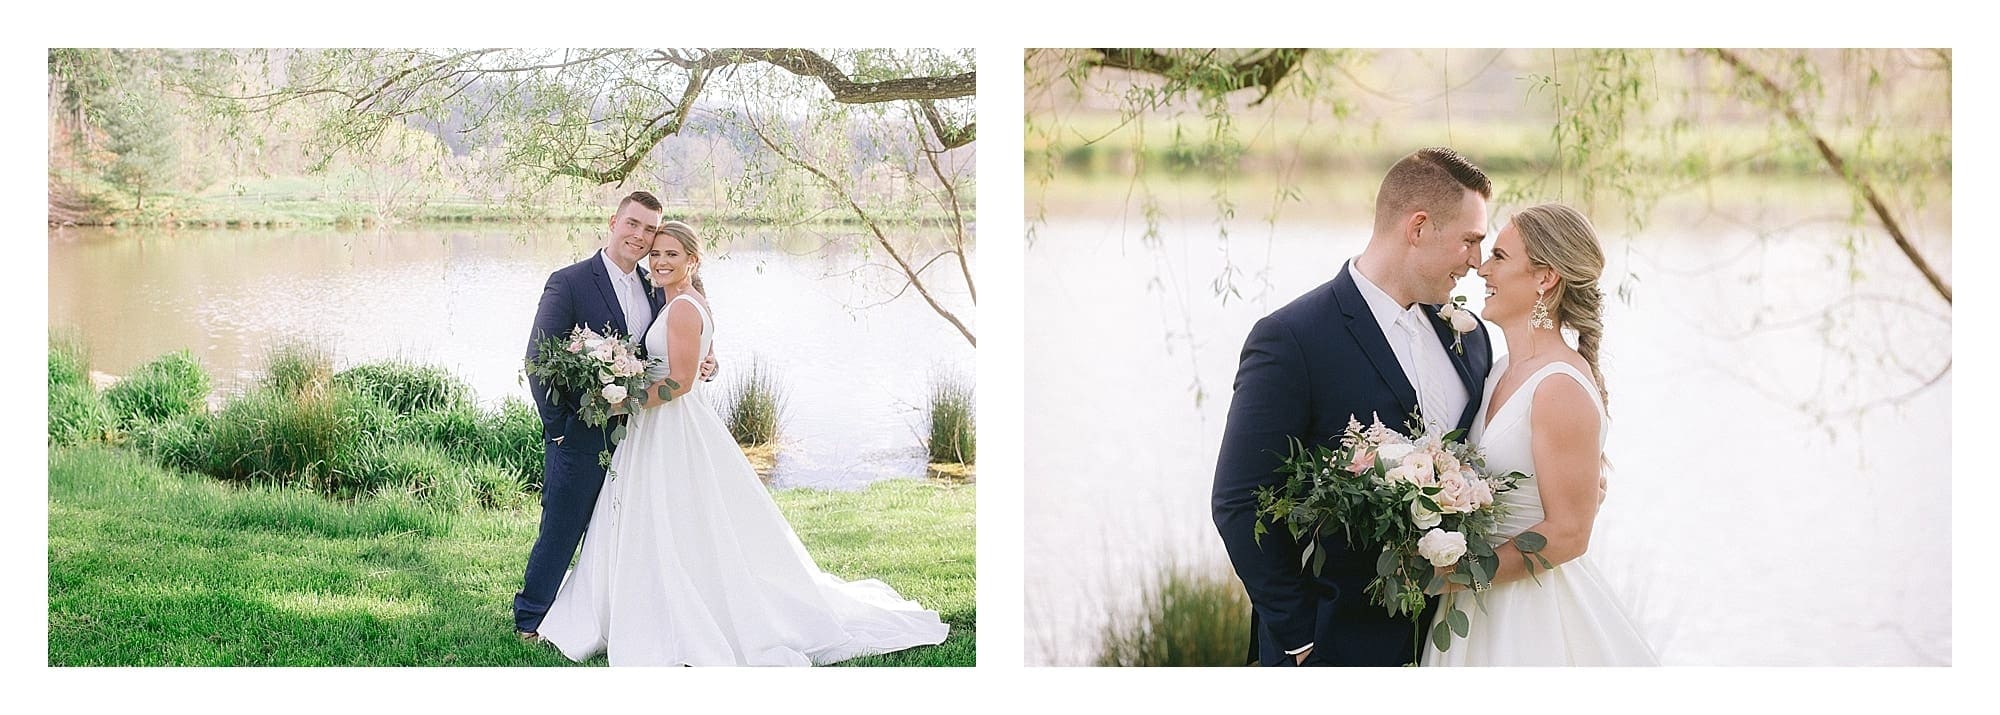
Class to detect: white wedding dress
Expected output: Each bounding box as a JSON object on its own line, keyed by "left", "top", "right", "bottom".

{"left": 1421, "top": 356, "right": 1657, "bottom": 666}
{"left": 537, "top": 294, "right": 949, "bottom": 665}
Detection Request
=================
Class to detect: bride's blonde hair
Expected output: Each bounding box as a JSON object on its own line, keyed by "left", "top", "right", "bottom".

{"left": 1511, "top": 203, "right": 1608, "bottom": 409}
{"left": 656, "top": 220, "right": 705, "bottom": 296}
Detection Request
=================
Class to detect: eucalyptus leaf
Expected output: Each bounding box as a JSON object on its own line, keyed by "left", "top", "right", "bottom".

{"left": 1514, "top": 530, "right": 1549, "bottom": 553}
{"left": 1466, "top": 556, "right": 1489, "bottom": 586}
{"left": 610, "top": 424, "right": 627, "bottom": 445}
{"left": 1377, "top": 548, "right": 1398, "bottom": 578}
{"left": 1311, "top": 541, "right": 1327, "bottom": 576}
{"left": 1431, "top": 623, "right": 1452, "bottom": 652}
{"left": 1448, "top": 609, "right": 1470, "bottom": 637}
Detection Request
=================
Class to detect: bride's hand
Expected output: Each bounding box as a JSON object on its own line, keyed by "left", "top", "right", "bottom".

{"left": 1426, "top": 565, "right": 1459, "bottom": 595}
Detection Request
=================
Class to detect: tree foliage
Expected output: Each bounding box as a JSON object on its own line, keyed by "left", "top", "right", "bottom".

{"left": 1028, "top": 47, "right": 1951, "bottom": 416}
{"left": 201, "top": 48, "right": 978, "bottom": 346}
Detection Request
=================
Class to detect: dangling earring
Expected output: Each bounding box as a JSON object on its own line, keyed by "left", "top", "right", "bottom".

{"left": 1530, "top": 289, "right": 1555, "bottom": 330}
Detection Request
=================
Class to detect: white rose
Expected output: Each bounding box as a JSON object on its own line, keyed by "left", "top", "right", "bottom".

{"left": 601, "top": 384, "right": 628, "bottom": 404}
{"left": 1417, "top": 529, "right": 1468, "bottom": 567}
{"left": 1400, "top": 450, "right": 1434, "bottom": 476}
{"left": 1410, "top": 500, "right": 1442, "bottom": 529}
{"left": 1376, "top": 442, "right": 1415, "bottom": 464}
{"left": 599, "top": 371, "right": 615, "bottom": 385}
{"left": 1448, "top": 309, "right": 1478, "bottom": 333}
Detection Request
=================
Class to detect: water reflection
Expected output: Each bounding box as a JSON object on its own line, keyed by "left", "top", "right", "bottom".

{"left": 48, "top": 224, "right": 975, "bottom": 490}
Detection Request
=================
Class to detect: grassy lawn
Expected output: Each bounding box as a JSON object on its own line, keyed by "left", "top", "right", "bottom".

{"left": 47, "top": 445, "right": 974, "bottom": 666}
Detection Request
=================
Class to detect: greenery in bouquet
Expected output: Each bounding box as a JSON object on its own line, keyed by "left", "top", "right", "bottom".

{"left": 524, "top": 326, "right": 680, "bottom": 466}
{"left": 1254, "top": 413, "right": 1548, "bottom": 653}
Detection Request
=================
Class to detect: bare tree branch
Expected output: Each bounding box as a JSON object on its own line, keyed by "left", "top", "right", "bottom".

{"left": 1705, "top": 48, "right": 1952, "bottom": 305}
{"left": 744, "top": 113, "right": 976, "bottom": 347}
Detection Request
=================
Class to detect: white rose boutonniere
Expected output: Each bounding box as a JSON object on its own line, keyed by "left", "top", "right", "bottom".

{"left": 1435, "top": 297, "right": 1477, "bottom": 354}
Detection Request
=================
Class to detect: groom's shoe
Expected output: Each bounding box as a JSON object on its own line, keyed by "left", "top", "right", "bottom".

{"left": 516, "top": 630, "right": 547, "bottom": 645}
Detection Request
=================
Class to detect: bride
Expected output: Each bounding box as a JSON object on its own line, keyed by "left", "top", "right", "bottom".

{"left": 536, "top": 220, "right": 950, "bottom": 666}
{"left": 1422, "top": 203, "right": 1656, "bottom": 666}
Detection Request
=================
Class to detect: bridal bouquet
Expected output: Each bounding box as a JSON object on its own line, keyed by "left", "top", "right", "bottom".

{"left": 525, "top": 326, "right": 678, "bottom": 466}
{"left": 1253, "top": 414, "right": 1545, "bottom": 653}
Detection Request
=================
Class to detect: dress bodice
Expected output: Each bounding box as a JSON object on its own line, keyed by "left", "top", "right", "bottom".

{"left": 1469, "top": 356, "right": 1608, "bottom": 540}
{"left": 642, "top": 293, "right": 713, "bottom": 392}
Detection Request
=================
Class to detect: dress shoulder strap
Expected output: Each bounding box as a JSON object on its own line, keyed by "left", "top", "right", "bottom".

{"left": 1527, "top": 360, "right": 1607, "bottom": 425}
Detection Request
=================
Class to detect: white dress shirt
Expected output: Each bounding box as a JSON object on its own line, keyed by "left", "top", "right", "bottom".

{"left": 599, "top": 250, "right": 654, "bottom": 338}
{"left": 1348, "top": 258, "right": 1469, "bottom": 434}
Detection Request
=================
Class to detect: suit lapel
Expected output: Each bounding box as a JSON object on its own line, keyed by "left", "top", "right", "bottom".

{"left": 1420, "top": 304, "right": 1484, "bottom": 433}
{"left": 587, "top": 250, "right": 630, "bottom": 338}
{"left": 1333, "top": 266, "right": 1420, "bottom": 423}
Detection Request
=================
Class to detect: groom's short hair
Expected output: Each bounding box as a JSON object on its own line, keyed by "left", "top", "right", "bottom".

{"left": 618, "top": 191, "right": 663, "bottom": 213}
{"left": 1373, "top": 147, "right": 1492, "bottom": 233}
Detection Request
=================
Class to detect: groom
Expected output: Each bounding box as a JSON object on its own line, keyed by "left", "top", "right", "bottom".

{"left": 512, "top": 190, "right": 713, "bottom": 641}
{"left": 1212, "top": 147, "right": 1496, "bottom": 666}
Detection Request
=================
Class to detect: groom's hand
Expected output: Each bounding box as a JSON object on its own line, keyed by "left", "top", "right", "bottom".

{"left": 699, "top": 355, "right": 719, "bottom": 382}
{"left": 1598, "top": 473, "right": 1609, "bottom": 505}
{"left": 1293, "top": 647, "right": 1311, "bottom": 665}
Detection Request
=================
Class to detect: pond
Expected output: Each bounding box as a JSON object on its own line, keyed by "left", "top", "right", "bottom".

{"left": 48, "top": 222, "right": 976, "bottom": 490}
{"left": 1024, "top": 176, "right": 1951, "bottom": 666}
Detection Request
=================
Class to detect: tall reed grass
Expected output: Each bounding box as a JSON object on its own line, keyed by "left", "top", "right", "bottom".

{"left": 720, "top": 356, "right": 786, "bottom": 446}
{"left": 1094, "top": 564, "right": 1252, "bottom": 667}
{"left": 926, "top": 370, "right": 975, "bottom": 464}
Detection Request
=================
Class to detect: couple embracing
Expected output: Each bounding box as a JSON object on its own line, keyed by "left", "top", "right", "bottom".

{"left": 510, "top": 190, "right": 948, "bottom": 666}
{"left": 1213, "top": 148, "right": 1658, "bottom": 666}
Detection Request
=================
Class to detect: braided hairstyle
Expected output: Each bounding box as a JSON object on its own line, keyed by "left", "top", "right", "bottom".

{"left": 1510, "top": 203, "right": 1608, "bottom": 409}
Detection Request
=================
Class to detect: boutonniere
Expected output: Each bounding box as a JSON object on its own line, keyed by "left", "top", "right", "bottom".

{"left": 1435, "top": 297, "right": 1477, "bottom": 354}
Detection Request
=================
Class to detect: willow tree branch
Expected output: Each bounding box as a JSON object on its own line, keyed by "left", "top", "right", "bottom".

{"left": 1087, "top": 48, "right": 1309, "bottom": 105}
{"left": 913, "top": 107, "right": 976, "bottom": 304}
{"left": 919, "top": 99, "right": 976, "bottom": 149}
{"left": 1705, "top": 48, "right": 1951, "bottom": 304}
{"left": 549, "top": 67, "right": 709, "bottom": 186}
{"left": 658, "top": 48, "right": 975, "bottom": 103}
{"left": 744, "top": 114, "right": 976, "bottom": 347}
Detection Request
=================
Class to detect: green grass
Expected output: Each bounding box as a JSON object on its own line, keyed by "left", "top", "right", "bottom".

{"left": 776, "top": 481, "right": 977, "bottom": 667}
{"left": 262, "top": 339, "right": 335, "bottom": 399}
{"left": 48, "top": 383, "right": 115, "bottom": 448}
{"left": 49, "top": 328, "right": 90, "bottom": 390}
{"left": 1094, "top": 564, "right": 1252, "bottom": 667}
{"left": 102, "top": 350, "right": 210, "bottom": 426}
{"left": 48, "top": 445, "right": 974, "bottom": 666}
{"left": 334, "top": 361, "right": 473, "bottom": 416}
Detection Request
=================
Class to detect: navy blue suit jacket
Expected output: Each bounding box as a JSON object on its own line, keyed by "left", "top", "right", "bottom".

{"left": 1211, "top": 264, "right": 1494, "bottom": 666}
{"left": 523, "top": 250, "right": 666, "bottom": 455}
